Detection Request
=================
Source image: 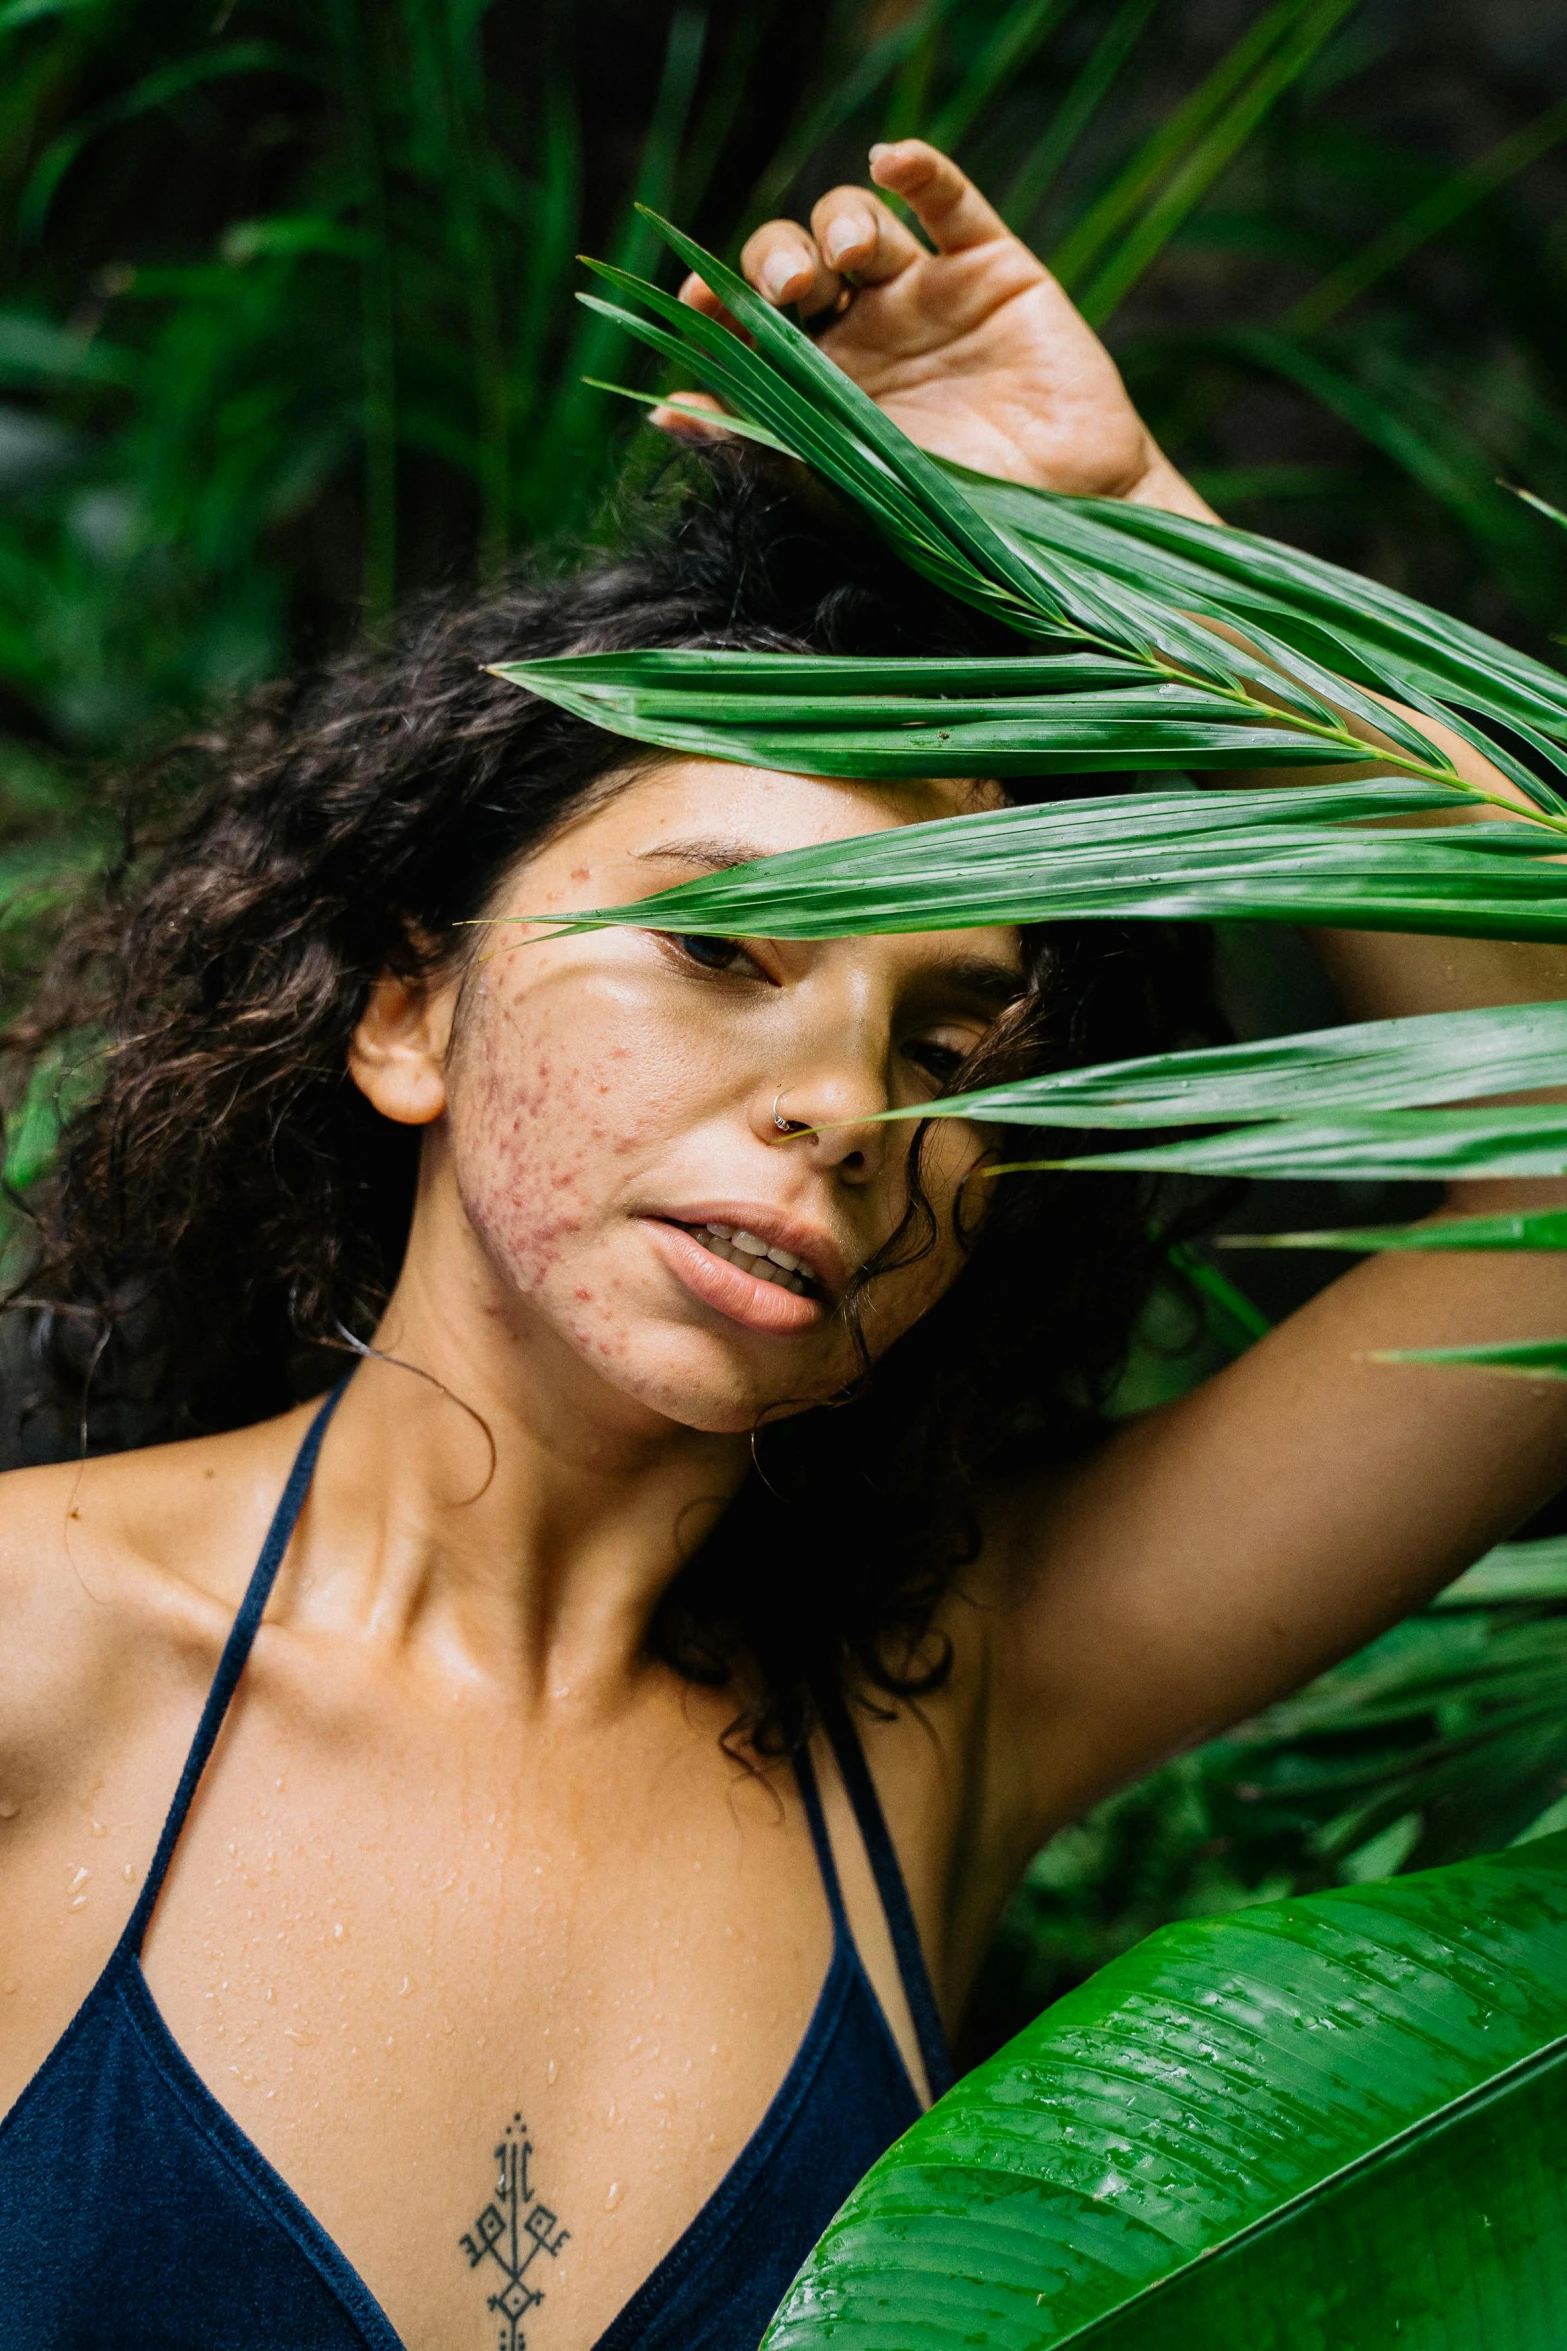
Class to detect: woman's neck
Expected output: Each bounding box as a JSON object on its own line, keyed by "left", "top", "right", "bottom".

{"left": 295, "top": 1244, "right": 751, "bottom": 1712}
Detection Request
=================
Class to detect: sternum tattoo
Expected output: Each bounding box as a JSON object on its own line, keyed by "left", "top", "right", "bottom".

{"left": 460, "top": 2114, "right": 570, "bottom": 2351}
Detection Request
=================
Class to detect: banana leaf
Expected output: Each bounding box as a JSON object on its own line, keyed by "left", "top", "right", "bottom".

{"left": 871, "top": 1000, "right": 1567, "bottom": 1130}
{"left": 764, "top": 1836, "right": 1567, "bottom": 2351}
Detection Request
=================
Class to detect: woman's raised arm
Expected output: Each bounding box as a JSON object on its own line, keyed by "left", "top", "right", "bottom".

{"left": 695, "top": 143, "right": 1567, "bottom": 1884}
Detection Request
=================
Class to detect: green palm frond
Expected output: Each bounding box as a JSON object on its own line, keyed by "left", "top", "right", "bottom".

{"left": 1000, "top": 1107, "right": 1567, "bottom": 1184}
{"left": 866, "top": 1001, "right": 1567, "bottom": 1130}
{"left": 496, "top": 789, "right": 1567, "bottom": 945}
{"left": 547, "top": 211, "right": 1567, "bottom": 822}
{"left": 1230, "top": 1206, "right": 1567, "bottom": 1254}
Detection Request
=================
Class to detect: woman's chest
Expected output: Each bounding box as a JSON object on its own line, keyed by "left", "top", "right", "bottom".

{"left": 137, "top": 1698, "right": 837, "bottom": 2351}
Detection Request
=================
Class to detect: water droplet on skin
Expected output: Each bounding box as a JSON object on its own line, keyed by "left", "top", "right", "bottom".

{"left": 68, "top": 1895, "right": 88, "bottom": 1911}
{"left": 68, "top": 1867, "right": 90, "bottom": 1894}
{"left": 0, "top": 1980, "right": 19, "bottom": 1996}
{"left": 546, "top": 2058, "right": 558, "bottom": 2084}
{"left": 332, "top": 1922, "right": 344, "bottom": 1941}
{"left": 398, "top": 1975, "right": 412, "bottom": 1997}
{"left": 89, "top": 1818, "right": 106, "bottom": 1838}
{"left": 0, "top": 1799, "right": 19, "bottom": 1819}
{"left": 122, "top": 1863, "right": 136, "bottom": 1883}
{"left": 605, "top": 2181, "right": 623, "bottom": 2211}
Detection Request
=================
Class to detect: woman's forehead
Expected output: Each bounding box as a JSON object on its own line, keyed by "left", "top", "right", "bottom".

{"left": 580, "top": 755, "right": 1004, "bottom": 857}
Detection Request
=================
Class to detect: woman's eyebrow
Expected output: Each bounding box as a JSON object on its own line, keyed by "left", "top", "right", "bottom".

{"left": 635, "top": 841, "right": 1022, "bottom": 1000}
{"left": 932, "top": 954, "right": 1026, "bottom": 1009}
{"left": 635, "top": 835, "right": 765, "bottom": 874}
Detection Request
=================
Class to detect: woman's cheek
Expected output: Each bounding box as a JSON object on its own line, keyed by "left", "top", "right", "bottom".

{"left": 448, "top": 999, "right": 649, "bottom": 1306}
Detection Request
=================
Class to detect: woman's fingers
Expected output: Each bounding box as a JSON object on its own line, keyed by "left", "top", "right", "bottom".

{"left": 868, "top": 138, "right": 1011, "bottom": 253}
{"left": 808, "top": 186, "right": 925, "bottom": 284}
{"left": 677, "top": 140, "right": 1012, "bottom": 354}
{"left": 738, "top": 220, "right": 842, "bottom": 317}
{"left": 676, "top": 271, "right": 748, "bottom": 338}
{"left": 648, "top": 387, "right": 736, "bottom": 441}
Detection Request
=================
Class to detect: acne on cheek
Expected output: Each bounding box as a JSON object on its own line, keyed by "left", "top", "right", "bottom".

{"left": 450, "top": 1005, "right": 652, "bottom": 1363}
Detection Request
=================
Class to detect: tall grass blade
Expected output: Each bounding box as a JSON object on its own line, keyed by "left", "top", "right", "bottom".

{"left": 1074, "top": 0, "right": 1364, "bottom": 326}
{"left": 1049, "top": 0, "right": 1321, "bottom": 291}
{"left": 929, "top": 0, "right": 1075, "bottom": 158}
{"left": 1002, "top": 0, "right": 1160, "bottom": 239}
{"left": 1285, "top": 98, "right": 1567, "bottom": 335}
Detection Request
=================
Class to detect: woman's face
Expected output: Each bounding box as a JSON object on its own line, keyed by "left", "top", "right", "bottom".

{"left": 384, "top": 759, "right": 1025, "bottom": 1436}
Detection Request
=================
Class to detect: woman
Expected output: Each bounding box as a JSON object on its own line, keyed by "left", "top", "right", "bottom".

{"left": 3, "top": 142, "right": 1566, "bottom": 2351}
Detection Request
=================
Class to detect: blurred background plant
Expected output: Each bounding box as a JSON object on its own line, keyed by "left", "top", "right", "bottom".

{"left": 5, "top": 0, "right": 1567, "bottom": 2055}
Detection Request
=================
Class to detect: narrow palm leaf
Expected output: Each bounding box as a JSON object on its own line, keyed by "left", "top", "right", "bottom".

{"left": 873, "top": 1001, "right": 1567, "bottom": 1131}
{"left": 1375, "top": 1338, "right": 1567, "bottom": 1379}
{"left": 1436, "top": 1537, "right": 1567, "bottom": 1607}
{"left": 953, "top": 471, "right": 1567, "bottom": 761}
{"left": 1225, "top": 1206, "right": 1567, "bottom": 1253}
{"left": 502, "top": 789, "right": 1567, "bottom": 947}
{"left": 1023, "top": 1104, "right": 1567, "bottom": 1182}
{"left": 570, "top": 222, "right": 1557, "bottom": 809}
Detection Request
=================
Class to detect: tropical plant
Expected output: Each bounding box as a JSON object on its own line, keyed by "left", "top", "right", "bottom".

{"left": 492, "top": 220, "right": 1567, "bottom": 2330}
{"left": 8, "top": 0, "right": 1567, "bottom": 2188}
{"left": 766, "top": 1832, "right": 1567, "bottom": 2346}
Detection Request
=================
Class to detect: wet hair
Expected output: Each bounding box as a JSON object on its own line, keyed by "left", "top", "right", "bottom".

{"left": 1, "top": 452, "right": 1223, "bottom": 1755}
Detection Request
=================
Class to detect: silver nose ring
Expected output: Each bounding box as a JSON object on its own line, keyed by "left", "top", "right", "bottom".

{"left": 772, "top": 1089, "right": 803, "bottom": 1136}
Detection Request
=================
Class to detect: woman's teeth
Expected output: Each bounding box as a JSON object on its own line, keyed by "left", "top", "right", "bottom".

{"left": 686, "top": 1222, "right": 817, "bottom": 1297}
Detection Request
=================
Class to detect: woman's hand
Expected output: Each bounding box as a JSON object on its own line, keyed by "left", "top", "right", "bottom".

{"left": 667, "top": 140, "right": 1216, "bottom": 523}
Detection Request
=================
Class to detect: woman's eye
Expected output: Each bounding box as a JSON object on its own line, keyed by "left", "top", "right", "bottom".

{"left": 906, "top": 1038, "right": 971, "bottom": 1088}
{"left": 663, "top": 931, "right": 760, "bottom": 978}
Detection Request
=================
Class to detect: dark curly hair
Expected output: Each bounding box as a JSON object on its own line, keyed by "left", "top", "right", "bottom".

{"left": 1, "top": 452, "right": 1223, "bottom": 1755}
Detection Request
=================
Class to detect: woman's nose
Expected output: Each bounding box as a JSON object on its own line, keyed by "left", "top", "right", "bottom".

{"left": 748, "top": 1063, "right": 890, "bottom": 1177}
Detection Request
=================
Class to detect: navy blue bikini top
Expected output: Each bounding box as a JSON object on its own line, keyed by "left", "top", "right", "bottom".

{"left": 0, "top": 1389, "right": 953, "bottom": 2349}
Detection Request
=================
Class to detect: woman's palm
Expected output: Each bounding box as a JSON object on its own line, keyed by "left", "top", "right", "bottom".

{"left": 675, "top": 140, "right": 1201, "bottom": 513}
{"left": 813, "top": 223, "right": 1150, "bottom": 499}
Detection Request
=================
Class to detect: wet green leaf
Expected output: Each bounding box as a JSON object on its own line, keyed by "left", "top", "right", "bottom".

{"left": 766, "top": 1838, "right": 1567, "bottom": 2351}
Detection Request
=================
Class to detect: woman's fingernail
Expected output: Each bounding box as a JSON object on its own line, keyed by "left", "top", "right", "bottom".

{"left": 761, "top": 251, "right": 802, "bottom": 301}
{"left": 869, "top": 142, "right": 892, "bottom": 163}
{"left": 823, "top": 219, "right": 864, "bottom": 267}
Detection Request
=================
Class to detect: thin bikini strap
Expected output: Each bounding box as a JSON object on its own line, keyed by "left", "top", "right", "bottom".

{"left": 791, "top": 1740, "right": 852, "bottom": 1942}
{"left": 815, "top": 1684, "right": 954, "bottom": 2099}
{"left": 119, "top": 1383, "right": 348, "bottom": 1957}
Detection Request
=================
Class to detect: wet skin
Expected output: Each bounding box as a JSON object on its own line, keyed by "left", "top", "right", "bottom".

{"left": 420, "top": 762, "right": 1020, "bottom": 1442}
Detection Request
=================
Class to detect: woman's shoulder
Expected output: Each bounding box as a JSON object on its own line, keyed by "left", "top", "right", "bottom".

{"left": 0, "top": 1409, "right": 316, "bottom": 1782}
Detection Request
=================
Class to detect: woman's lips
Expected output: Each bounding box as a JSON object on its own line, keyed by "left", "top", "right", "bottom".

{"left": 642, "top": 1219, "right": 826, "bottom": 1336}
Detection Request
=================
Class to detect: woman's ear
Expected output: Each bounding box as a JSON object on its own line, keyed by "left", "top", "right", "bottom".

{"left": 349, "top": 968, "right": 456, "bottom": 1126}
